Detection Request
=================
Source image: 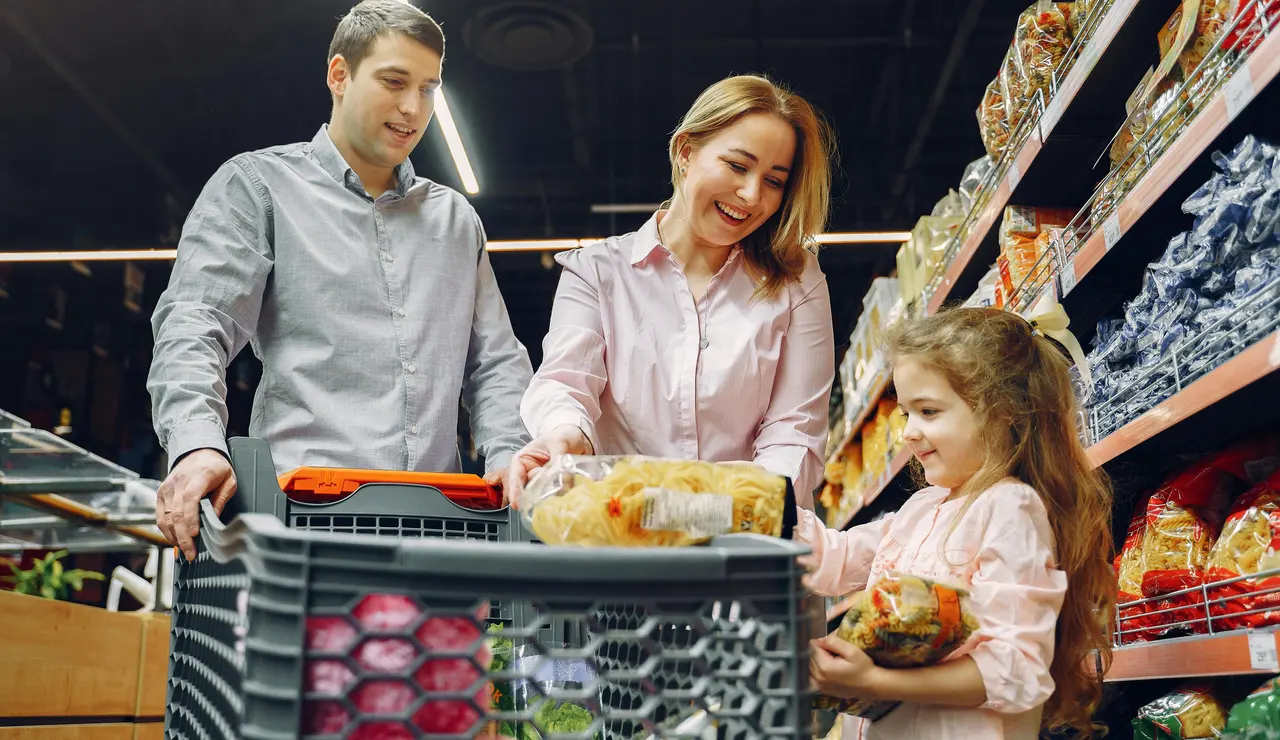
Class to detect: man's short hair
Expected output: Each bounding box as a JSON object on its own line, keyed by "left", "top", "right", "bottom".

{"left": 329, "top": 0, "right": 445, "bottom": 73}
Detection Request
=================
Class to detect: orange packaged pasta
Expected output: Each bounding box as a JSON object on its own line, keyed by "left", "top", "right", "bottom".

{"left": 1116, "top": 500, "right": 1159, "bottom": 644}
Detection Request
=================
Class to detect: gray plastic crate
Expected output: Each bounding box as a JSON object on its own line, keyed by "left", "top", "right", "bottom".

{"left": 165, "top": 492, "right": 816, "bottom": 739}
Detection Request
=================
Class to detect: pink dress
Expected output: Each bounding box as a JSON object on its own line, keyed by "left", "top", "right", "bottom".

{"left": 796, "top": 480, "right": 1068, "bottom": 740}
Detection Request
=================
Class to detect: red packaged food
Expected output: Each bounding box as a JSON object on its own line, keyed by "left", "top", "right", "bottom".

{"left": 1206, "top": 473, "right": 1280, "bottom": 630}
{"left": 1116, "top": 500, "right": 1159, "bottom": 644}
{"left": 1209, "top": 433, "right": 1280, "bottom": 484}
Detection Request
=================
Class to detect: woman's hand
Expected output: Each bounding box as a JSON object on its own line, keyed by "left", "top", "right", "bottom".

{"left": 505, "top": 425, "right": 593, "bottom": 507}
{"left": 810, "top": 634, "right": 884, "bottom": 700}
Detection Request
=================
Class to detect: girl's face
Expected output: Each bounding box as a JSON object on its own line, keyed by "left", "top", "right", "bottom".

{"left": 894, "top": 357, "right": 986, "bottom": 493}
{"left": 675, "top": 112, "right": 795, "bottom": 248}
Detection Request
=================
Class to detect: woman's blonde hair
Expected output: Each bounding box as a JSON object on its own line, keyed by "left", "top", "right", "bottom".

{"left": 667, "top": 74, "right": 835, "bottom": 299}
{"left": 886, "top": 307, "right": 1116, "bottom": 738}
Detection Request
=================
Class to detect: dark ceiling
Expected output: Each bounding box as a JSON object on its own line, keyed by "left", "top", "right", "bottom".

{"left": 0, "top": 0, "right": 1035, "bottom": 372}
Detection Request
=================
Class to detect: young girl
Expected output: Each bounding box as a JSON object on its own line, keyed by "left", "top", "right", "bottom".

{"left": 799, "top": 307, "right": 1115, "bottom": 739}
{"left": 507, "top": 74, "right": 836, "bottom": 508}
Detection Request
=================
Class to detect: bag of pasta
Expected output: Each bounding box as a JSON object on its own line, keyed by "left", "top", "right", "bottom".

{"left": 1133, "top": 684, "right": 1229, "bottom": 740}
{"left": 1117, "top": 500, "right": 1160, "bottom": 644}
{"left": 1206, "top": 474, "right": 1280, "bottom": 630}
{"left": 814, "top": 572, "right": 980, "bottom": 720}
{"left": 1226, "top": 677, "right": 1280, "bottom": 735}
{"left": 1015, "top": 2, "right": 1077, "bottom": 104}
{"left": 1141, "top": 459, "right": 1243, "bottom": 634}
{"left": 521, "top": 455, "right": 794, "bottom": 547}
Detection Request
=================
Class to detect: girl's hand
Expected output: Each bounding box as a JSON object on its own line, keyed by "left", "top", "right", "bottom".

{"left": 809, "top": 634, "right": 883, "bottom": 700}
{"left": 504, "top": 425, "right": 593, "bottom": 507}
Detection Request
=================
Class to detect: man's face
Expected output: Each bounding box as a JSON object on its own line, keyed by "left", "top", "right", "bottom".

{"left": 328, "top": 33, "right": 441, "bottom": 174}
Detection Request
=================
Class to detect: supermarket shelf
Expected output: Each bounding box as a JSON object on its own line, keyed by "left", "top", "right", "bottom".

{"left": 833, "top": 447, "right": 913, "bottom": 531}
{"left": 923, "top": 0, "right": 1151, "bottom": 314}
{"left": 825, "top": 371, "right": 892, "bottom": 467}
{"left": 1062, "top": 26, "right": 1280, "bottom": 299}
{"left": 1087, "top": 329, "right": 1280, "bottom": 468}
{"left": 1107, "top": 630, "right": 1280, "bottom": 682}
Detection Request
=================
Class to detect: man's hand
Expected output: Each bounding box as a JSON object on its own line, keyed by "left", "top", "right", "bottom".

{"left": 157, "top": 448, "right": 237, "bottom": 561}
{"left": 504, "top": 425, "right": 592, "bottom": 508}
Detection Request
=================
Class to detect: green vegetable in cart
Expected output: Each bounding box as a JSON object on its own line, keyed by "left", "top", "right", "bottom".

{"left": 1227, "top": 677, "right": 1280, "bottom": 734}
{"left": 1133, "top": 684, "right": 1228, "bottom": 739}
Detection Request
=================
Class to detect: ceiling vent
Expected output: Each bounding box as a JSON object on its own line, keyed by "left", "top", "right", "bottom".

{"left": 463, "top": 2, "right": 593, "bottom": 71}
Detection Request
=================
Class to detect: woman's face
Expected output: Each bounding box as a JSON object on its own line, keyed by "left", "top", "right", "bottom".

{"left": 676, "top": 112, "right": 796, "bottom": 248}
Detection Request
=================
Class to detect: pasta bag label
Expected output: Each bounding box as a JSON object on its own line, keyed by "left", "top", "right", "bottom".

{"left": 640, "top": 488, "right": 734, "bottom": 537}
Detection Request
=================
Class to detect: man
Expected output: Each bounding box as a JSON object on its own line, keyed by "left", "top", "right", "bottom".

{"left": 148, "top": 0, "right": 533, "bottom": 560}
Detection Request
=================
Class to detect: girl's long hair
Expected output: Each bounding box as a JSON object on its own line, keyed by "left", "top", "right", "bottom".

{"left": 886, "top": 307, "right": 1115, "bottom": 737}
{"left": 666, "top": 74, "right": 835, "bottom": 300}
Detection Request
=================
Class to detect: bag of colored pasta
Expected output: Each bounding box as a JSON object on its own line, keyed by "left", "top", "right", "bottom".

{"left": 814, "top": 572, "right": 980, "bottom": 720}
{"left": 1133, "top": 684, "right": 1229, "bottom": 739}
{"left": 521, "top": 455, "right": 794, "bottom": 547}
{"left": 1226, "top": 677, "right": 1280, "bottom": 735}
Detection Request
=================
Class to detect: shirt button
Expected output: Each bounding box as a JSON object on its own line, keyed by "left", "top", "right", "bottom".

{"left": 700, "top": 339, "right": 709, "bottom": 349}
{"left": 397, "top": 308, "right": 406, "bottom": 317}
{"left": 407, "top": 364, "right": 416, "bottom": 373}
{"left": 410, "top": 425, "right": 419, "bottom": 435}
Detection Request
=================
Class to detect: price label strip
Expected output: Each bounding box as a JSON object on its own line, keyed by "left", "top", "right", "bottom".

{"left": 1008, "top": 160, "right": 1022, "bottom": 193}
{"left": 1103, "top": 213, "right": 1123, "bottom": 252}
{"left": 1225, "top": 66, "right": 1256, "bottom": 123}
{"left": 1249, "top": 632, "right": 1280, "bottom": 671}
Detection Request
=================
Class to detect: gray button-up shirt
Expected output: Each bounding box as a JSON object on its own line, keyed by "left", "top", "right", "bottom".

{"left": 148, "top": 125, "right": 532, "bottom": 475}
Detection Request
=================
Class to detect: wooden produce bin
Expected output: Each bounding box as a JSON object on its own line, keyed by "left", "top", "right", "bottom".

{"left": 0, "top": 591, "right": 169, "bottom": 738}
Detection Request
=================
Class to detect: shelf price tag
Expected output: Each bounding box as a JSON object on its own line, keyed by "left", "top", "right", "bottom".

{"left": 1040, "top": 96, "right": 1064, "bottom": 141}
{"left": 1059, "top": 257, "right": 1078, "bottom": 297}
{"left": 1249, "top": 633, "right": 1279, "bottom": 671}
{"left": 1008, "top": 160, "right": 1022, "bottom": 193}
{"left": 1103, "top": 213, "right": 1123, "bottom": 252}
{"left": 1225, "top": 68, "right": 1256, "bottom": 123}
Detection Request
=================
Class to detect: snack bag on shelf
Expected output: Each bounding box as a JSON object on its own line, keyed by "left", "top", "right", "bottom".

{"left": 1209, "top": 433, "right": 1280, "bottom": 483}
{"left": 862, "top": 415, "right": 888, "bottom": 478}
{"left": 1070, "top": 0, "right": 1095, "bottom": 38}
{"left": 521, "top": 456, "right": 791, "bottom": 547}
{"left": 1140, "top": 458, "right": 1244, "bottom": 633}
{"left": 931, "top": 189, "right": 968, "bottom": 220}
{"left": 999, "top": 206, "right": 1075, "bottom": 299}
{"left": 844, "top": 442, "right": 864, "bottom": 488}
{"left": 1133, "top": 684, "right": 1230, "bottom": 740}
{"left": 1014, "top": 2, "right": 1077, "bottom": 105}
{"left": 1205, "top": 476, "right": 1280, "bottom": 629}
{"left": 1117, "top": 499, "right": 1160, "bottom": 644}
{"left": 959, "top": 155, "right": 996, "bottom": 213}
{"left": 1179, "top": 0, "right": 1232, "bottom": 80}
{"left": 814, "top": 572, "right": 980, "bottom": 719}
{"left": 1000, "top": 44, "right": 1032, "bottom": 144}
{"left": 1226, "top": 677, "right": 1280, "bottom": 734}
{"left": 977, "top": 64, "right": 1013, "bottom": 160}
{"left": 912, "top": 216, "right": 962, "bottom": 278}
{"left": 1220, "top": 0, "right": 1280, "bottom": 53}
{"left": 825, "top": 456, "right": 846, "bottom": 488}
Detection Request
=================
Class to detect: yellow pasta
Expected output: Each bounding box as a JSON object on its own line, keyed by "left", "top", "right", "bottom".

{"left": 526, "top": 457, "right": 788, "bottom": 547}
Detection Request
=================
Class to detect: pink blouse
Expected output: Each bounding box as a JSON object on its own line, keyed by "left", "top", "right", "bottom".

{"left": 519, "top": 212, "right": 834, "bottom": 507}
{"left": 796, "top": 480, "right": 1068, "bottom": 740}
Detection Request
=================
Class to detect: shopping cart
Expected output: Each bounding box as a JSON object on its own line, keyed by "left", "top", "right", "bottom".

{"left": 163, "top": 437, "right": 817, "bottom": 739}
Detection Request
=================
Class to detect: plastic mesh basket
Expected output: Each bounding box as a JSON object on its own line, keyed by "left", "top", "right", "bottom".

{"left": 165, "top": 439, "right": 817, "bottom": 740}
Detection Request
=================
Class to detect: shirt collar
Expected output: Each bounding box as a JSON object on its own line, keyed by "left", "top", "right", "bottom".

{"left": 310, "top": 124, "right": 416, "bottom": 197}
{"left": 632, "top": 210, "right": 744, "bottom": 269}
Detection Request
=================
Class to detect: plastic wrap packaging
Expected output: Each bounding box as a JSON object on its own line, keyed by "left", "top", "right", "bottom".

{"left": 999, "top": 207, "right": 1075, "bottom": 299}
{"left": 912, "top": 217, "right": 962, "bottom": 279}
{"left": 1226, "top": 677, "right": 1280, "bottom": 735}
{"left": 978, "top": 57, "right": 1015, "bottom": 160}
{"left": 1071, "top": 0, "right": 1095, "bottom": 38}
{"left": 959, "top": 156, "right": 996, "bottom": 213}
{"left": 965, "top": 266, "right": 1002, "bottom": 309}
{"left": 1133, "top": 685, "right": 1230, "bottom": 740}
{"left": 814, "top": 573, "right": 980, "bottom": 719}
{"left": 520, "top": 456, "right": 792, "bottom": 547}
{"left": 1221, "top": 0, "right": 1280, "bottom": 54}
{"left": 1116, "top": 500, "right": 1160, "bottom": 644}
{"left": 1180, "top": 0, "right": 1233, "bottom": 80}
{"left": 1206, "top": 475, "right": 1280, "bottom": 629}
{"left": 1140, "top": 460, "right": 1244, "bottom": 634}
{"left": 1015, "top": 2, "right": 1077, "bottom": 102}
{"left": 931, "top": 189, "right": 968, "bottom": 220}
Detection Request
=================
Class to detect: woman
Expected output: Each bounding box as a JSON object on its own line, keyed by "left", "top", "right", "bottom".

{"left": 507, "top": 74, "right": 837, "bottom": 509}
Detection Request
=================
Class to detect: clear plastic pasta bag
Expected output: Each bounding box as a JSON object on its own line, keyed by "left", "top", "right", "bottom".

{"left": 1133, "top": 684, "right": 1229, "bottom": 740}
{"left": 520, "top": 455, "right": 794, "bottom": 547}
{"left": 814, "top": 572, "right": 980, "bottom": 720}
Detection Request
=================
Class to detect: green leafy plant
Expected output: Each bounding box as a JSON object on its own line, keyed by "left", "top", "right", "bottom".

{"left": 2, "top": 550, "right": 104, "bottom": 600}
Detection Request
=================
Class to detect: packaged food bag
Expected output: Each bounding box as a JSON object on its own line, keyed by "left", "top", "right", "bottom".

{"left": 1206, "top": 472, "right": 1280, "bottom": 629}
{"left": 1015, "top": 2, "right": 1077, "bottom": 101}
{"left": 1140, "top": 459, "right": 1243, "bottom": 635}
{"left": 1133, "top": 684, "right": 1229, "bottom": 740}
{"left": 978, "top": 62, "right": 1013, "bottom": 159}
{"left": 814, "top": 573, "right": 980, "bottom": 720}
{"left": 1226, "top": 677, "right": 1280, "bottom": 734}
{"left": 521, "top": 456, "right": 793, "bottom": 547}
{"left": 1116, "top": 499, "right": 1160, "bottom": 644}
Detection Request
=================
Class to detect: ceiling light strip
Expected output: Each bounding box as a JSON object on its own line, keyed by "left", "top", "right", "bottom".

{"left": 433, "top": 88, "right": 480, "bottom": 195}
